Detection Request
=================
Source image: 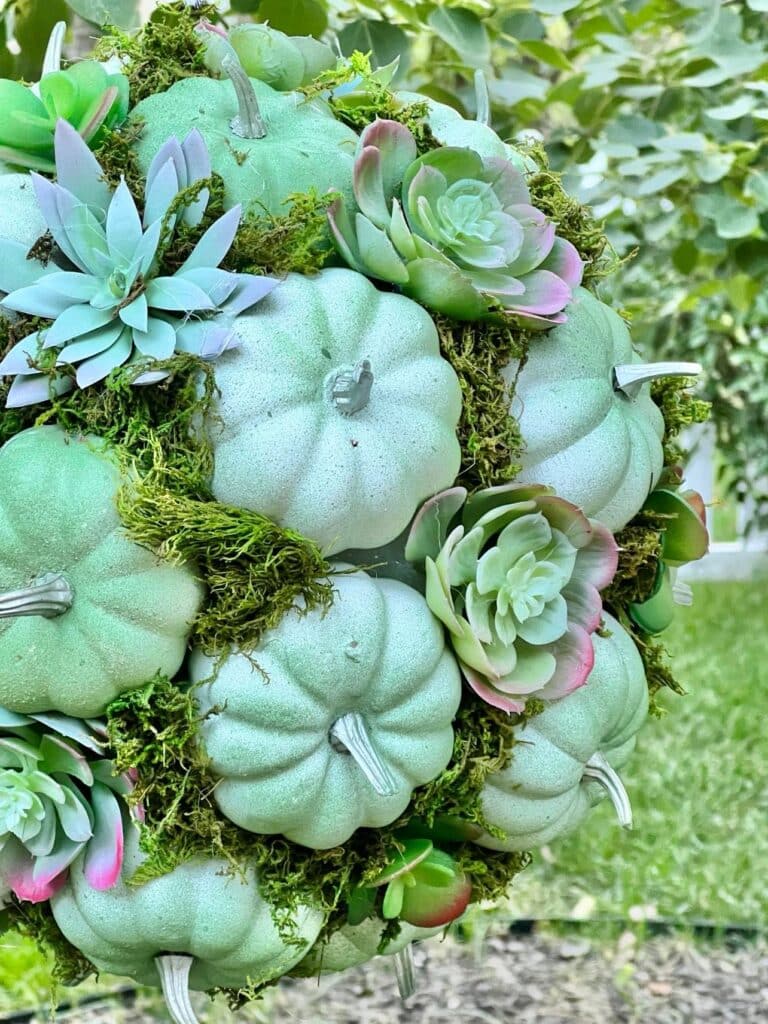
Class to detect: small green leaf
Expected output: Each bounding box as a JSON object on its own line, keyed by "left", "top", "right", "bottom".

{"left": 427, "top": 7, "right": 491, "bottom": 65}
{"left": 518, "top": 39, "right": 572, "bottom": 71}
{"left": 257, "top": 0, "right": 328, "bottom": 39}
{"left": 706, "top": 96, "right": 757, "bottom": 121}
{"left": 63, "top": 0, "right": 141, "bottom": 29}
{"left": 713, "top": 198, "right": 759, "bottom": 239}
{"left": 338, "top": 19, "right": 410, "bottom": 73}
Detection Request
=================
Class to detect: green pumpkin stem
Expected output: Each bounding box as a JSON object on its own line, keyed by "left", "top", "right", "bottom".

{"left": 329, "top": 711, "right": 397, "bottom": 796}
{"left": 613, "top": 361, "right": 702, "bottom": 399}
{"left": 583, "top": 752, "right": 633, "bottom": 829}
{"left": 222, "top": 54, "right": 267, "bottom": 140}
{"left": 0, "top": 573, "right": 73, "bottom": 620}
{"left": 42, "top": 21, "right": 66, "bottom": 77}
{"left": 330, "top": 360, "right": 374, "bottom": 415}
{"left": 155, "top": 954, "right": 200, "bottom": 1024}
{"left": 394, "top": 944, "right": 417, "bottom": 1000}
{"left": 474, "top": 70, "right": 491, "bottom": 127}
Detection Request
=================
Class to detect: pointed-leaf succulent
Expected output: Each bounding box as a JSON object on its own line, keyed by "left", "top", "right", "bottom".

{"left": 0, "top": 59, "right": 128, "bottom": 173}
{"left": 0, "top": 120, "right": 277, "bottom": 407}
{"left": 0, "top": 708, "right": 133, "bottom": 904}
{"left": 406, "top": 484, "right": 619, "bottom": 712}
{"left": 329, "top": 119, "right": 583, "bottom": 325}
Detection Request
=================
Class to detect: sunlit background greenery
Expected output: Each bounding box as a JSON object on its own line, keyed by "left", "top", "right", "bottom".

{"left": 0, "top": 0, "right": 765, "bottom": 1014}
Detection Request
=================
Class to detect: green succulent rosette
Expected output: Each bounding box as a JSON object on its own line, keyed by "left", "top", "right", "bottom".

{"left": 406, "top": 484, "right": 619, "bottom": 712}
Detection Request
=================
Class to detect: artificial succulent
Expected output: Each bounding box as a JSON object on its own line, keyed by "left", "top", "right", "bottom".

{"left": 0, "top": 32, "right": 128, "bottom": 173}
{"left": 0, "top": 708, "right": 133, "bottom": 903}
{"left": 329, "top": 119, "right": 583, "bottom": 325}
{"left": 406, "top": 484, "right": 619, "bottom": 712}
{"left": 0, "top": 120, "right": 277, "bottom": 407}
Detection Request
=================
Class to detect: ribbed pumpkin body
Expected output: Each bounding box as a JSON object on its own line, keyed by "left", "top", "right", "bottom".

{"left": 51, "top": 831, "right": 323, "bottom": 989}
{"left": 192, "top": 569, "right": 462, "bottom": 849}
{"left": 206, "top": 269, "right": 462, "bottom": 554}
{"left": 293, "top": 918, "right": 440, "bottom": 976}
{"left": 506, "top": 288, "right": 665, "bottom": 531}
{"left": 0, "top": 428, "right": 203, "bottom": 716}
{"left": 132, "top": 76, "right": 357, "bottom": 216}
{"left": 477, "top": 614, "right": 648, "bottom": 850}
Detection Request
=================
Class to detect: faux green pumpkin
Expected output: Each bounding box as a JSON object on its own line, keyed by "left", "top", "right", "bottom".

{"left": 0, "top": 174, "right": 46, "bottom": 252}
{"left": 476, "top": 613, "right": 648, "bottom": 851}
{"left": 52, "top": 829, "right": 324, "bottom": 1024}
{"left": 0, "top": 428, "right": 204, "bottom": 717}
{"left": 191, "top": 568, "right": 462, "bottom": 850}
{"left": 131, "top": 63, "right": 357, "bottom": 217}
{"left": 206, "top": 268, "right": 463, "bottom": 554}
{"left": 506, "top": 287, "right": 698, "bottom": 532}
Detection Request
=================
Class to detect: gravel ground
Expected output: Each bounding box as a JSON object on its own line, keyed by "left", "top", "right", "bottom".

{"left": 17, "top": 931, "right": 768, "bottom": 1024}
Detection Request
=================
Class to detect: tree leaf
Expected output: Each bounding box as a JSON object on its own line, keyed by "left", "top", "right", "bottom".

{"left": 338, "top": 19, "right": 410, "bottom": 73}
{"left": 63, "top": 0, "right": 141, "bottom": 29}
{"left": 518, "top": 39, "right": 573, "bottom": 71}
{"left": 257, "top": 0, "right": 328, "bottom": 39}
{"left": 427, "top": 7, "right": 491, "bottom": 65}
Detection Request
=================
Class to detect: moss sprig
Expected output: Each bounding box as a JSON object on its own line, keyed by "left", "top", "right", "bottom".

{"left": 652, "top": 375, "right": 711, "bottom": 467}
{"left": 1, "top": 899, "right": 94, "bottom": 988}
{"left": 95, "top": 0, "right": 213, "bottom": 104}
{"left": 436, "top": 315, "right": 529, "bottom": 490}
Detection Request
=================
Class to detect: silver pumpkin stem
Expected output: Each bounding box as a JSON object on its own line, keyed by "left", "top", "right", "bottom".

{"left": 583, "top": 752, "right": 633, "bottom": 829}
{"left": 474, "top": 69, "right": 491, "bottom": 126}
{"left": 155, "top": 955, "right": 200, "bottom": 1024}
{"left": 42, "top": 21, "right": 66, "bottom": 77}
{"left": 394, "top": 944, "right": 417, "bottom": 1000}
{"left": 613, "top": 361, "right": 702, "bottom": 399}
{"left": 329, "top": 711, "right": 397, "bottom": 796}
{"left": 222, "top": 54, "right": 267, "bottom": 140}
{"left": 673, "top": 578, "right": 694, "bottom": 606}
{"left": 0, "top": 573, "right": 73, "bottom": 620}
{"left": 331, "top": 360, "right": 374, "bottom": 415}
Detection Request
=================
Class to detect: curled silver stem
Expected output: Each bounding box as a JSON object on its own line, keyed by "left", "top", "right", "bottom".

{"left": 394, "top": 944, "right": 416, "bottom": 1000}
{"left": 583, "top": 751, "right": 633, "bottom": 829}
{"left": 331, "top": 360, "right": 374, "bottom": 415}
{"left": 330, "top": 711, "right": 397, "bottom": 796}
{"left": 474, "top": 69, "right": 491, "bottom": 126}
{"left": 613, "top": 361, "right": 702, "bottom": 399}
{"left": 155, "top": 955, "right": 200, "bottom": 1024}
{"left": 223, "top": 54, "right": 267, "bottom": 139}
{"left": 0, "top": 573, "right": 73, "bottom": 620}
{"left": 42, "top": 21, "right": 66, "bottom": 77}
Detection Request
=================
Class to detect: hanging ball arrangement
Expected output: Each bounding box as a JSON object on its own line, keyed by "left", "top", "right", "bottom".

{"left": 0, "top": 9, "right": 709, "bottom": 1023}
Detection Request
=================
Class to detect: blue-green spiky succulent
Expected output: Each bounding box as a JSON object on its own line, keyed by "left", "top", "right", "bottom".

{"left": 0, "top": 120, "right": 277, "bottom": 407}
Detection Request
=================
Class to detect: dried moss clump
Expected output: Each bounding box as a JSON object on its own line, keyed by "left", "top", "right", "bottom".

{"left": 652, "top": 375, "right": 710, "bottom": 467}
{"left": 604, "top": 509, "right": 666, "bottom": 610}
{"left": 437, "top": 315, "right": 529, "bottom": 490}
{"left": 95, "top": 0, "right": 213, "bottom": 104}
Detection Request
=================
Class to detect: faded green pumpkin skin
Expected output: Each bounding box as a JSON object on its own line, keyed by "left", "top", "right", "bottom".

{"left": 192, "top": 569, "right": 462, "bottom": 850}
{"left": 506, "top": 288, "right": 665, "bottom": 532}
{"left": 292, "top": 918, "right": 440, "bottom": 976}
{"left": 476, "top": 614, "right": 648, "bottom": 851}
{"left": 51, "top": 829, "right": 324, "bottom": 990}
{"left": 207, "top": 269, "right": 462, "bottom": 554}
{"left": 0, "top": 428, "right": 204, "bottom": 717}
{"left": 0, "top": 174, "right": 46, "bottom": 251}
{"left": 131, "top": 76, "right": 357, "bottom": 216}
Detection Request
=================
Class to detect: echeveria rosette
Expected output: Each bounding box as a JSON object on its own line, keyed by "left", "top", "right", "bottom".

{"left": 0, "top": 120, "right": 277, "bottom": 407}
{"left": 328, "top": 119, "right": 583, "bottom": 325}
{"left": 0, "top": 708, "right": 133, "bottom": 904}
{"left": 406, "top": 484, "right": 619, "bottom": 713}
{"left": 0, "top": 61, "right": 129, "bottom": 173}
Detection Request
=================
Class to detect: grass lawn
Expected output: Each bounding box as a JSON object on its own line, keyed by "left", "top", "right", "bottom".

{"left": 1, "top": 581, "right": 765, "bottom": 1013}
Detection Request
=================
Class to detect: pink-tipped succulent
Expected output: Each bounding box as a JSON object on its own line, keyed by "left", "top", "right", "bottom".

{"left": 369, "top": 839, "right": 471, "bottom": 928}
{"left": 328, "top": 119, "right": 583, "bottom": 326}
{"left": 630, "top": 481, "right": 709, "bottom": 635}
{"left": 406, "top": 484, "right": 619, "bottom": 713}
{"left": 0, "top": 708, "right": 133, "bottom": 903}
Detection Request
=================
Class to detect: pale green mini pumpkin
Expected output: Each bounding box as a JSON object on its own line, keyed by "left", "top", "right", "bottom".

{"left": 293, "top": 917, "right": 440, "bottom": 977}
{"left": 0, "top": 174, "right": 46, "bottom": 252}
{"left": 476, "top": 614, "right": 648, "bottom": 851}
{"left": 192, "top": 569, "right": 462, "bottom": 850}
{"left": 132, "top": 67, "right": 356, "bottom": 217}
{"left": 52, "top": 829, "right": 324, "bottom": 1024}
{"left": 505, "top": 287, "right": 675, "bottom": 532}
{"left": 206, "top": 269, "right": 462, "bottom": 554}
{"left": 0, "top": 428, "right": 203, "bottom": 717}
